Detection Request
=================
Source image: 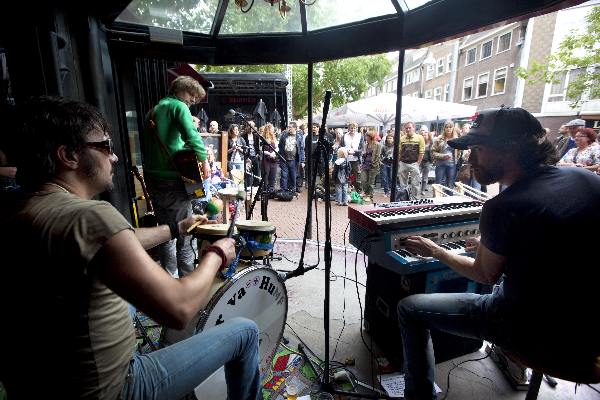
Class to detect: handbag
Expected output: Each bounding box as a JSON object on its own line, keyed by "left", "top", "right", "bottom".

{"left": 456, "top": 163, "right": 472, "bottom": 182}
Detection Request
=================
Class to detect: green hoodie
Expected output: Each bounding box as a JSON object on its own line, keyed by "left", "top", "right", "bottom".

{"left": 142, "top": 95, "right": 206, "bottom": 180}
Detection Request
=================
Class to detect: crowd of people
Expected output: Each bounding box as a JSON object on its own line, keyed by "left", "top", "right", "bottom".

{"left": 216, "top": 114, "right": 600, "bottom": 204}
{"left": 214, "top": 118, "right": 490, "bottom": 204}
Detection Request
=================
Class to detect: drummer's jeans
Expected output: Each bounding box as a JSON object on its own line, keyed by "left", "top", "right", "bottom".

{"left": 145, "top": 177, "right": 195, "bottom": 278}
{"left": 121, "top": 317, "right": 261, "bottom": 400}
{"left": 398, "top": 293, "right": 494, "bottom": 400}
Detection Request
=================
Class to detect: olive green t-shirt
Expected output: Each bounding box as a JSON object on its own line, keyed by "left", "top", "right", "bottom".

{"left": 1, "top": 191, "right": 134, "bottom": 399}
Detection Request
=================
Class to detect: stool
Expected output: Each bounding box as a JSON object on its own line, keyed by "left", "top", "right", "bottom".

{"left": 502, "top": 348, "right": 600, "bottom": 400}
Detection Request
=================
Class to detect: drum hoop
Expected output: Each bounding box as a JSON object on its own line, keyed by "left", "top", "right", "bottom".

{"left": 195, "top": 266, "right": 288, "bottom": 338}
{"left": 237, "top": 226, "right": 276, "bottom": 234}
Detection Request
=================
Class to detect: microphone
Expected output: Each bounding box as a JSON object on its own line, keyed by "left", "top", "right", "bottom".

{"left": 227, "top": 109, "right": 250, "bottom": 119}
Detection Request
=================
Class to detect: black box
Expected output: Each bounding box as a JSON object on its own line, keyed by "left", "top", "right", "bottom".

{"left": 364, "top": 261, "right": 488, "bottom": 369}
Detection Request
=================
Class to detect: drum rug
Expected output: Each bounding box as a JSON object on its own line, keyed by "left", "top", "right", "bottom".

{"left": 261, "top": 344, "right": 319, "bottom": 400}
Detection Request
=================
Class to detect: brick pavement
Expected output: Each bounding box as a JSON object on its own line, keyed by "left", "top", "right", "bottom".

{"left": 237, "top": 187, "right": 393, "bottom": 246}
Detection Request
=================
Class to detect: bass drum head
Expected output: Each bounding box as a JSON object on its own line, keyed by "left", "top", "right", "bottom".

{"left": 196, "top": 266, "right": 287, "bottom": 381}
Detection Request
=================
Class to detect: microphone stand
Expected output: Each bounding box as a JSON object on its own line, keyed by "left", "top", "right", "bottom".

{"left": 284, "top": 92, "right": 383, "bottom": 399}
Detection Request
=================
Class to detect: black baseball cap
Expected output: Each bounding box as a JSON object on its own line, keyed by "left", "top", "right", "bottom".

{"left": 448, "top": 107, "right": 544, "bottom": 150}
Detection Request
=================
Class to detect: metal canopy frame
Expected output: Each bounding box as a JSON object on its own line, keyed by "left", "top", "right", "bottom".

{"left": 102, "top": 0, "right": 584, "bottom": 64}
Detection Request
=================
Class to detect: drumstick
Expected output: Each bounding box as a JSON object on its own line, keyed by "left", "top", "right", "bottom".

{"left": 186, "top": 220, "right": 204, "bottom": 234}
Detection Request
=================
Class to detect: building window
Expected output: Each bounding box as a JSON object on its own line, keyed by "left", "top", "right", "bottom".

{"left": 426, "top": 64, "right": 434, "bottom": 80}
{"left": 404, "top": 69, "right": 419, "bottom": 86}
{"left": 477, "top": 72, "right": 489, "bottom": 98}
{"left": 425, "top": 89, "right": 432, "bottom": 99}
{"left": 466, "top": 48, "right": 476, "bottom": 65}
{"left": 497, "top": 32, "right": 512, "bottom": 53}
{"left": 492, "top": 67, "right": 508, "bottom": 95}
{"left": 434, "top": 86, "right": 442, "bottom": 101}
{"left": 480, "top": 40, "right": 493, "bottom": 60}
{"left": 444, "top": 83, "right": 450, "bottom": 101}
{"left": 462, "top": 77, "right": 474, "bottom": 101}
{"left": 548, "top": 68, "right": 585, "bottom": 102}
{"left": 446, "top": 54, "right": 453, "bottom": 73}
{"left": 436, "top": 58, "right": 445, "bottom": 76}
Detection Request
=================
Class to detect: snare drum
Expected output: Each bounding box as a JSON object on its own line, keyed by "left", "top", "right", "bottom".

{"left": 235, "top": 220, "right": 276, "bottom": 259}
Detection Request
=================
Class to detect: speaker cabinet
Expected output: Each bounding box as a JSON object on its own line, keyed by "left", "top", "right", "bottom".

{"left": 364, "top": 262, "right": 487, "bottom": 369}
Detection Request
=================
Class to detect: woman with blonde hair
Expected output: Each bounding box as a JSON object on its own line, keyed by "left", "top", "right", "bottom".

{"left": 261, "top": 123, "right": 279, "bottom": 193}
{"left": 431, "top": 120, "right": 459, "bottom": 190}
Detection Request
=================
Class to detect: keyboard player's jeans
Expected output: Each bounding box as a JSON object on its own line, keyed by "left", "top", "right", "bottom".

{"left": 398, "top": 292, "right": 502, "bottom": 400}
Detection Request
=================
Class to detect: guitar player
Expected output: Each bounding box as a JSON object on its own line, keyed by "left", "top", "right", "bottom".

{"left": 141, "top": 75, "right": 210, "bottom": 279}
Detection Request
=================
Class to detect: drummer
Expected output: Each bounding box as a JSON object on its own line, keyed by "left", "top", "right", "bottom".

{"left": 0, "top": 97, "right": 261, "bottom": 400}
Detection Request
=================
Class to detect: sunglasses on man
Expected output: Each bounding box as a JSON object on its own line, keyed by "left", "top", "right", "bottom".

{"left": 83, "top": 138, "right": 114, "bottom": 155}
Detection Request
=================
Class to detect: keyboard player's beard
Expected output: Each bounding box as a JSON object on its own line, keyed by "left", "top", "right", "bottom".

{"left": 472, "top": 163, "right": 502, "bottom": 186}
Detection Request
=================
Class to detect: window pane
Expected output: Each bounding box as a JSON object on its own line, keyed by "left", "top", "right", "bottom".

{"left": 566, "top": 68, "right": 584, "bottom": 102}
{"left": 481, "top": 41, "right": 492, "bottom": 58}
{"left": 550, "top": 71, "right": 566, "bottom": 96}
{"left": 498, "top": 32, "right": 511, "bottom": 52}
{"left": 306, "top": 0, "right": 396, "bottom": 30}
{"left": 477, "top": 74, "right": 488, "bottom": 97}
{"left": 116, "top": 0, "right": 219, "bottom": 34}
{"left": 437, "top": 59, "right": 444, "bottom": 75}
{"left": 222, "top": 1, "right": 302, "bottom": 33}
{"left": 467, "top": 48, "right": 476, "bottom": 64}
{"left": 463, "top": 78, "right": 473, "bottom": 100}
{"left": 493, "top": 68, "right": 507, "bottom": 94}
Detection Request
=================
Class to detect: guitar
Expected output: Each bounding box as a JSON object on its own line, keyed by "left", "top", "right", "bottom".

{"left": 173, "top": 149, "right": 206, "bottom": 198}
{"left": 132, "top": 166, "right": 158, "bottom": 227}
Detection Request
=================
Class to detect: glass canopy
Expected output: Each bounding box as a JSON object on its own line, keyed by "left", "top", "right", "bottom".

{"left": 115, "top": 0, "right": 433, "bottom": 35}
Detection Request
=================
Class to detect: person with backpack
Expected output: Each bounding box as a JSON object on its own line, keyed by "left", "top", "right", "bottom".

{"left": 333, "top": 147, "right": 351, "bottom": 206}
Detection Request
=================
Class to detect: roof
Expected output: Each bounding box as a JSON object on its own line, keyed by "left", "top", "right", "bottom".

{"left": 87, "top": 0, "right": 586, "bottom": 64}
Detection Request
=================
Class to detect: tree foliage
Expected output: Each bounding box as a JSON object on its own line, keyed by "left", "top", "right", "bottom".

{"left": 517, "top": 6, "right": 600, "bottom": 107}
{"left": 199, "top": 55, "right": 392, "bottom": 119}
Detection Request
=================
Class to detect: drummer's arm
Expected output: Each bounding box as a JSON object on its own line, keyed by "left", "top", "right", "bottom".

{"left": 134, "top": 215, "right": 207, "bottom": 250}
{"left": 93, "top": 226, "right": 235, "bottom": 330}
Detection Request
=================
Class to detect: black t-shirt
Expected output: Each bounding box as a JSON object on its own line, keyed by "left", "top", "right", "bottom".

{"left": 481, "top": 166, "right": 600, "bottom": 349}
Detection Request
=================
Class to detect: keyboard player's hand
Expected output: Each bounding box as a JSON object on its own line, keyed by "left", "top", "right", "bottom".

{"left": 465, "top": 236, "right": 480, "bottom": 252}
{"left": 404, "top": 236, "right": 441, "bottom": 258}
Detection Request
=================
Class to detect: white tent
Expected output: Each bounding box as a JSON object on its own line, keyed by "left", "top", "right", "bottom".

{"left": 317, "top": 93, "right": 477, "bottom": 128}
{"left": 314, "top": 104, "right": 371, "bottom": 127}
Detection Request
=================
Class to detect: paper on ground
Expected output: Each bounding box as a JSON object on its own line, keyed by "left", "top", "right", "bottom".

{"left": 379, "top": 373, "right": 442, "bottom": 398}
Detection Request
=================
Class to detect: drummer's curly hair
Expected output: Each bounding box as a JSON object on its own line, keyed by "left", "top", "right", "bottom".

{"left": 13, "top": 96, "right": 110, "bottom": 190}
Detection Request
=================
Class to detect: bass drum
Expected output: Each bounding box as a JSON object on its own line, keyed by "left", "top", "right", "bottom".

{"left": 193, "top": 266, "right": 287, "bottom": 400}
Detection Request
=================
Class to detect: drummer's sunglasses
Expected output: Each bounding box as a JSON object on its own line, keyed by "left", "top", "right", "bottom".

{"left": 83, "top": 138, "right": 114, "bottom": 155}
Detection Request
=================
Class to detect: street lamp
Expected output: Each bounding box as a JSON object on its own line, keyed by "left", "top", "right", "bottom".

{"left": 420, "top": 51, "right": 436, "bottom": 98}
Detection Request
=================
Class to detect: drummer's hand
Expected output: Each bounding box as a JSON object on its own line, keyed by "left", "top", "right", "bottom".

{"left": 211, "top": 237, "right": 237, "bottom": 265}
{"left": 179, "top": 214, "right": 208, "bottom": 236}
{"left": 465, "top": 236, "right": 480, "bottom": 252}
{"left": 403, "top": 236, "right": 442, "bottom": 258}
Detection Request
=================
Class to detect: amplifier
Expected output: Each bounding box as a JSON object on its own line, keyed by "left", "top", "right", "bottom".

{"left": 364, "top": 261, "right": 489, "bottom": 369}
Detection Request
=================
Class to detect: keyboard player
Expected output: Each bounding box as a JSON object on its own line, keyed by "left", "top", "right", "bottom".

{"left": 395, "top": 107, "right": 600, "bottom": 400}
